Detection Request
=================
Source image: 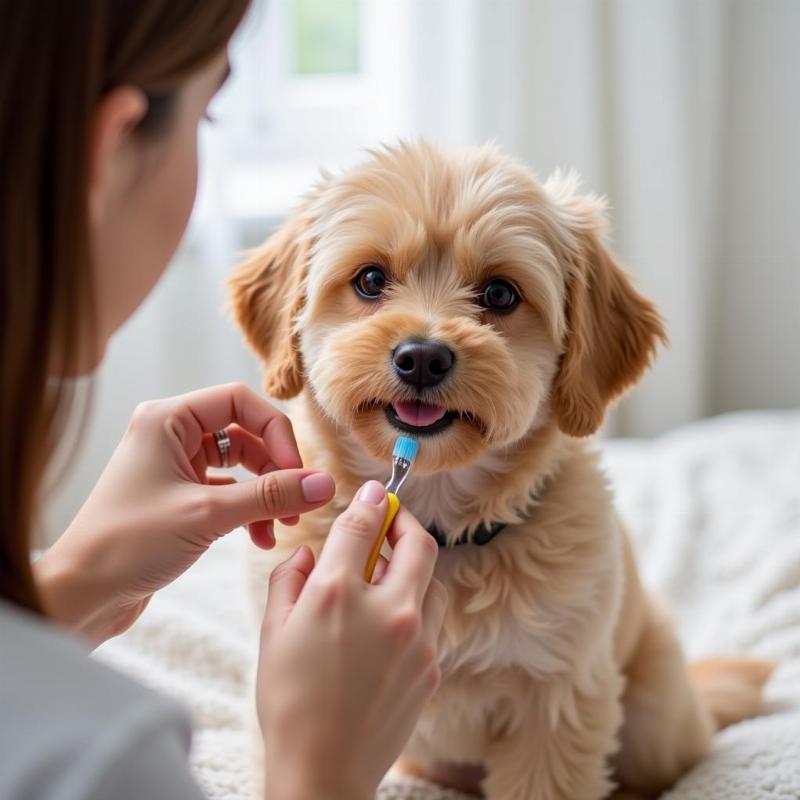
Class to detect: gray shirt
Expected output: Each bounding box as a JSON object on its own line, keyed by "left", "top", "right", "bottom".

{"left": 0, "top": 601, "right": 206, "bottom": 799}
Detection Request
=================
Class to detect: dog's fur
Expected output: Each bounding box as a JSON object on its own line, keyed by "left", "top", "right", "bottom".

{"left": 230, "top": 141, "right": 772, "bottom": 799}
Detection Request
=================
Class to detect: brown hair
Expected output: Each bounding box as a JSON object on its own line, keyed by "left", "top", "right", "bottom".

{"left": 0, "top": 0, "right": 250, "bottom": 614}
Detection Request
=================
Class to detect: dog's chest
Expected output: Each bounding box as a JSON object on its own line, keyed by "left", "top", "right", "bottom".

{"left": 433, "top": 544, "right": 584, "bottom": 678}
{"left": 405, "top": 657, "right": 547, "bottom": 766}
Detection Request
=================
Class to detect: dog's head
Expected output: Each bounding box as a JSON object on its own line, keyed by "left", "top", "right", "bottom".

{"left": 230, "top": 141, "right": 666, "bottom": 474}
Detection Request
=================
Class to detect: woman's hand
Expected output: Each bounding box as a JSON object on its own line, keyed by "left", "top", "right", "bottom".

{"left": 36, "top": 383, "right": 335, "bottom": 644}
{"left": 257, "top": 482, "right": 448, "bottom": 800}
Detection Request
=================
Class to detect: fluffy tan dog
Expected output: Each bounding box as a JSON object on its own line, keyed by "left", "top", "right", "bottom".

{"left": 230, "top": 141, "right": 771, "bottom": 800}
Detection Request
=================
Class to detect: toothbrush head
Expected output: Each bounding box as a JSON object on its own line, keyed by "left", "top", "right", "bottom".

{"left": 392, "top": 436, "right": 419, "bottom": 464}
{"left": 385, "top": 436, "right": 419, "bottom": 495}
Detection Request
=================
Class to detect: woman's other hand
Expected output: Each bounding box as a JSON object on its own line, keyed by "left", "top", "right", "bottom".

{"left": 36, "top": 383, "right": 335, "bottom": 643}
{"left": 257, "top": 483, "right": 448, "bottom": 800}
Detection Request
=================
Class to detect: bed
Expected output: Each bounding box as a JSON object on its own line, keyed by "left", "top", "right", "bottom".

{"left": 97, "top": 411, "right": 800, "bottom": 799}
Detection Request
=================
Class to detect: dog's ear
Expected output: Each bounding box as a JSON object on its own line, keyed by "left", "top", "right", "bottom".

{"left": 545, "top": 173, "right": 667, "bottom": 437}
{"left": 228, "top": 213, "right": 309, "bottom": 400}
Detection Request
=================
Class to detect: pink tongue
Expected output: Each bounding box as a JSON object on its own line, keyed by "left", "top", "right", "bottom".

{"left": 393, "top": 401, "right": 447, "bottom": 427}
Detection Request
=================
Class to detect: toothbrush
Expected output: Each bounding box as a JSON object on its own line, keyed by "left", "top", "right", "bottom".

{"left": 364, "top": 436, "right": 420, "bottom": 582}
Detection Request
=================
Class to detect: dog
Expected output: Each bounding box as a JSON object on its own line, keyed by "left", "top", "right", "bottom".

{"left": 230, "top": 141, "right": 772, "bottom": 799}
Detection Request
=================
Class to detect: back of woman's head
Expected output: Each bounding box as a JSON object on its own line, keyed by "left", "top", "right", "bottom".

{"left": 0, "top": 0, "right": 251, "bottom": 613}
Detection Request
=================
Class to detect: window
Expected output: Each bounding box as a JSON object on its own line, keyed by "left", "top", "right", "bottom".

{"left": 193, "top": 0, "right": 414, "bottom": 232}
{"left": 292, "top": 0, "right": 361, "bottom": 76}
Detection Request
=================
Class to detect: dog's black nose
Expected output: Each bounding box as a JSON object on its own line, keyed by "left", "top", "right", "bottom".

{"left": 392, "top": 339, "right": 454, "bottom": 389}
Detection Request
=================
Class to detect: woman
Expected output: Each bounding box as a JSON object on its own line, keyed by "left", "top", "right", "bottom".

{"left": 0, "top": 3, "right": 446, "bottom": 799}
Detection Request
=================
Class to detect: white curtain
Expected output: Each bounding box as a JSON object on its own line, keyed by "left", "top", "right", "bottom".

{"left": 43, "top": 0, "right": 800, "bottom": 542}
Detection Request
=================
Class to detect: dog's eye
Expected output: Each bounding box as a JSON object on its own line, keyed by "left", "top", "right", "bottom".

{"left": 353, "top": 265, "right": 387, "bottom": 300}
{"left": 479, "top": 279, "right": 520, "bottom": 312}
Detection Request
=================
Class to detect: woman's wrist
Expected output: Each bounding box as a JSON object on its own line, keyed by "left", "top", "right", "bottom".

{"left": 34, "top": 537, "right": 125, "bottom": 645}
{"left": 264, "top": 748, "right": 374, "bottom": 800}
{"left": 266, "top": 773, "right": 373, "bottom": 800}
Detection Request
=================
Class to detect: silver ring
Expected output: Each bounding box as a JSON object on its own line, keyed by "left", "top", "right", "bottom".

{"left": 214, "top": 429, "right": 231, "bottom": 468}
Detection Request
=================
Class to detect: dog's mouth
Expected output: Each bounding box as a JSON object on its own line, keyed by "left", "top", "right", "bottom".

{"left": 385, "top": 401, "right": 456, "bottom": 435}
{"left": 367, "top": 400, "right": 486, "bottom": 437}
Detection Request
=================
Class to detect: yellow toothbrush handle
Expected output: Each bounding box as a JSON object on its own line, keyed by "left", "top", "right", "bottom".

{"left": 364, "top": 491, "right": 400, "bottom": 582}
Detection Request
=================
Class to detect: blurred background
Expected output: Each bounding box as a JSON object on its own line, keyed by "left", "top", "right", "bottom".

{"left": 44, "top": 0, "right": 799, "bottom": 542}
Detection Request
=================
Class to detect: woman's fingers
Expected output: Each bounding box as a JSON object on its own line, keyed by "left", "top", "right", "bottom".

{"left": 248, "top": 519, "right": 275, "bottom": 549}
{"left": 174, "top": 383, "right": 302, "bottom": 469}
{"left": 420, "top": 578, "right": 448, "bottom": 643}
{"left": 262, "top": 545, "right": 315, "bottom": 628}
{"left": 200, "top": 424, "right": 278, "bottom": 474}
{"left": 315, "top": 481, "right": 388, "bottom": 575}
{"left": 370, "top": 554, "right": 390, "bottom": 584}
{"left": 203, "top": 468, "right": 335, "bottom": 535}
{"left": 381, "top": 507, "right": 439, "bottom": 607}
{"left": 388, "top": 578, "right": 446, "bottom": 706}
{"left": 206, "top": 474, "right": 237, "bottom": 486}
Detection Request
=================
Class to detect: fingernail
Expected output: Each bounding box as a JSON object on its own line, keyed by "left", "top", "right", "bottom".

{"left": 301, "top": 472, "right": 335, "bottom": 503}
{"left": 357, "top": 480, "right": 386, "bottom": 505}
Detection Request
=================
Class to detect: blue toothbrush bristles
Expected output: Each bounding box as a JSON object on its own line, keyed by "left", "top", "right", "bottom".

{"left": 386, "top": 436, "right": 419, "bottom": 495}
{"left": 392, "top": 436, "right": 419, "bottom": 463}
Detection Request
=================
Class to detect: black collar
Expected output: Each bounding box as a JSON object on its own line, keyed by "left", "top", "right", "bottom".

{"left": 424, "top": 486, "right": 545, "bottom": 548}
{"left": 427, "top": 520, "right": 508, "bottom": 548}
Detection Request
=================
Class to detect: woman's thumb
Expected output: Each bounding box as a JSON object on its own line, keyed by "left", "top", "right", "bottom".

{"left": 206, "top": 469, "right": 335, "bottom": 534}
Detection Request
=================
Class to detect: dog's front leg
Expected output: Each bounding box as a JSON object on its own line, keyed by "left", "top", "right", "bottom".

{"left": 482, "top": 668, "right": 623, "bottom": 800}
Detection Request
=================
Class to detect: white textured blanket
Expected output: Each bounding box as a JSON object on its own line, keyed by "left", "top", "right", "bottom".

{"left": 97, "top": 411, "right": 800, "bottom": 799}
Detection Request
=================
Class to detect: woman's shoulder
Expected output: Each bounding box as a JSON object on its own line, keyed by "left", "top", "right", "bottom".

{"left": 0, "top": 599, "right": 182, "bottom": 716}
{"left": 0, "top": 600, "right": 196, "bottom": 798}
